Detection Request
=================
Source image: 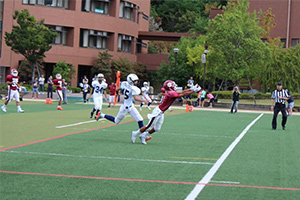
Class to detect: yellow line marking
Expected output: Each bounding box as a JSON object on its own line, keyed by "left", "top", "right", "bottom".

{"left": 170, "top": 157, "right": 218, "bottom": 161}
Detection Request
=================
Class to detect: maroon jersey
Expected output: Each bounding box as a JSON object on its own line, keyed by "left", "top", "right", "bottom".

{"left": 6, "top": 75, "right": 19, "bottom": 90}
{"left": 53, "top": 79, "right": 63, "bottom": 90}
{"left": 159, "top": 90, "right": 179, "bottom": 112}
{"left": 109, "top": 85, "right": 116, "bottom": 95}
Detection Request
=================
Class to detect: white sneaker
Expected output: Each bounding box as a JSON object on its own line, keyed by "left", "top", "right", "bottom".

{"left": 131, "top": 130, "right": 139, "bottom": 144}
{"left": 139, "top": 135, "right": 147, "bottom": 145}
{"left": 1, "top": 106, "right": 7, "bottom": 112}
{"left": 139, "top": 107, "right": 142, "bottom": 111}
{"left": 18, "top": 109, "right": 24, "bottom": 113}
{"left": 147, "top": 106, "right": 151, "bottom": 110}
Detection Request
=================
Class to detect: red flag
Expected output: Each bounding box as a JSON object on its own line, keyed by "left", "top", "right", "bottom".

{"left": 113, "top": 71, "right": 121, "bottom": 106}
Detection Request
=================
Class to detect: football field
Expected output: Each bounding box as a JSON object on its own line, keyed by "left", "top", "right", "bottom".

{"left": 0, "top": 100, "right": 299, "bottom": 199}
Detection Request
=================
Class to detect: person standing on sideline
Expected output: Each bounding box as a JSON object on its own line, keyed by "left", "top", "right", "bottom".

{"left": 207, "top": 92, "right": 214, "bottom": 108}
{"left": 47, "top": 75, "right": 53, "bottom": 99}
{"left": 286, "top": 89, "right": 294, "bottom": 117}
{"left": 187, "top": 76, "right": 194, "bottom": 86}
{"left": 230, "top": 86, "right": 241, "bottom": 113}
{"left": 32, "top": 77, "right": 39, "bottom": 99}
{"left": 197, "top": 89, "right": 206, "bottom": 107}
{"left": 62, "top": 79, "right": 68, "bottom": 104}
{"left": 82, "top": 82, "right": 90, "bottom": 104}
{"left": 39, "top": 75, "right": 45, "bottom": 94}
{"left": 271, "top": 81, "right": 289, "bottom": 130}
{"left": 108, "top": 82, "right": 116, "bottom": 108}
{"left": 83, "top": 75, "right": 88, "bottom": 85}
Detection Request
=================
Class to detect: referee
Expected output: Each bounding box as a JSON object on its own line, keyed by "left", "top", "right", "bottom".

{"left": 271, "top": 81, "right": 289, "bottom": 130}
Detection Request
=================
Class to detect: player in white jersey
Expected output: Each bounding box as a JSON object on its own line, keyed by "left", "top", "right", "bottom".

{"left": 89, "top": 73, "right": 108, "bottom": 119}
{"left": 96, "top": 74, "right": 148, "bottom": 129}
{"left": 139, "top": 82, "right": 153, "bottom": 111}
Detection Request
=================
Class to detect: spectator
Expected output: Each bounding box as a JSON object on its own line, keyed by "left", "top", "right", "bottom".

{"left": 286, "top": 89, "right": 294, "bottom": 117}
{"left": 83, "top": 75, "right": 88, "bottom": 85}
{"left": 230, "top": 86, "right": 241, "bottom": 113}
{"left": 197, "top": 89, "right": 206, "bottom": 107}
{"left": 82, "top": 82, "right": 90, "bottom": 104}
{"left": 187, "top": 76, "right": 194, "bottom": 86}
{"left": 62, "top": 79, "right": 68, "bottom": 104}
{"left": 47, "top": 75, "right": 53, "bottom": 99}
{"left": 207, "top": 92, "right": 214, "bottom": 108}
{"left": 182, "top": 85, "right": 192, "bottom": 106}
{"left": 32, "top": 77, "right": 39, "bottom": 99}
{"left": 108, "top": 82, "right": 116, "bottom": 108}
{"left": 39, "top": 75, "right": 45, "bottom": 94}
{"left": 92, "top": 74, "right": 97, "bottom": 82}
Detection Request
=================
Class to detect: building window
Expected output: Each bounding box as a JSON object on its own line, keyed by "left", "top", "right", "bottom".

{"left": 80, "top": 29, "right": 108, "bottom": 49}
{"left": 280, "top": 38, "right": 286, "bottom": 48}
{"left": 22, "top": 0, "right": 69, "bottom": 9}
{"left": 47, "top": 25, "right": 69, "bottom": 45}
{"left": 291, "top": 39, "right": 299, "bottom": 47}
{"left": 82, "top": 0, "right": 109, "bottom": 14}
{"left": 119, "top": 1, "right": 134, "bottom": 21}
{"left": 118, "top": 34, "right": 132, "bottom": 53}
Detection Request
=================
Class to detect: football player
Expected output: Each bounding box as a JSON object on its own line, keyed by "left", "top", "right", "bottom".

{"left": 53, "top": 73, "right": 64, "bottom": 110}
{"left": 139, "top": 82, "right": 153, "bottom": 111}
{"left": 131, "top": 80, "right": 201, "bottom": 144}
{"left": 1, "top": 69, "right": 24, "bottom": 113}
{"left": 96, "top": 73, "right": 148, "bottom": 129}
{"left": 89, "top": 73, "right": 108, "bottom": 119}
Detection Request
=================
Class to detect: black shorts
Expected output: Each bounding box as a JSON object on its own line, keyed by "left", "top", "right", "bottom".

{"left": 209, "top": 98, "right": 214, "bottom": 103}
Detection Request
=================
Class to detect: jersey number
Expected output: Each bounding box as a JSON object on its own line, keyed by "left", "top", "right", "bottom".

{"left": 123, "top": 89, "right": 129, "bottom": 99}
{"left": 95, "top": 86, "right": 103, "bottom": 94}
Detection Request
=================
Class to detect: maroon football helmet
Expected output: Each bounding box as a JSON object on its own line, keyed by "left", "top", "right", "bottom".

{"left": 163, "top": 80, "right": 176, "bottom": 91}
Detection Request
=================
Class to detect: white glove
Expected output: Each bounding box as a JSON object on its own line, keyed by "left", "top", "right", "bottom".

{"left": 191, "top": 84, "right": 201, "bottom": 92}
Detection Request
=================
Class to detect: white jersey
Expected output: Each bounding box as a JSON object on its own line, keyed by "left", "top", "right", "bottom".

{"left": 141, "top": 87, "right": 150, "bottom": 96}
{"left": 121, "top": 81, "right": 140, "bottom": 107}
{"left": 92, "top": 80, "right": 107, "bottom": 97}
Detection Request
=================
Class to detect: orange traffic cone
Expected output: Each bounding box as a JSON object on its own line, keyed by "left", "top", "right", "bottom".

{"left": 45, "top": 98, "right": 49, "bottom": 104}
{"left": 186, "top": 104, "right": 189, "bottom": 113}
{"left": 49, "top": 99, "right": 53, "bottom": 104}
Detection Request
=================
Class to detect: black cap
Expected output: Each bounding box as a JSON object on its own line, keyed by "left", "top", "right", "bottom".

{"left": 277, "top": 81, "right": 282, "bottom": 85}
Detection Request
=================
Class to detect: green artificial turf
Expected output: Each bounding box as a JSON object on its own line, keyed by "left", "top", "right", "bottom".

{"left": 0, "top": 100, "right": 299, "bottom": 199}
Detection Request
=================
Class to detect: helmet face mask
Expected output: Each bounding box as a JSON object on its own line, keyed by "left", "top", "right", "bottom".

{"left": 143, "top": 82, "right": 148, "bottom": 87}
{"left": 97, "top": 73, "right": 104, "bottom": 81}
{"left": 56, "top": 73, "right": 62, "bottom": 79}
{"left": 163, "top": 80, "right": 176, "bottom": 91}
{"left": 127, "top": 74, "right": 139, "bottom": 86}
{"left": 11, "top": 69, "right": 18, "bottom": 76}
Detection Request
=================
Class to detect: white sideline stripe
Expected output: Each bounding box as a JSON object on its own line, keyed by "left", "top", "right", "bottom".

{"left": 209, "top": 180, "right": 240, "bottom": 184}
{"left": 185, "top": 113, "right": 264, "bottom": 200}
{"left": 56, "top": 115, "right": 131, "bottom": 128}
{"left": 2, "top": 151, "right": 214, "bottom": 165}
{"left": 55, "top": 119, "right": 101, "bottom": 128}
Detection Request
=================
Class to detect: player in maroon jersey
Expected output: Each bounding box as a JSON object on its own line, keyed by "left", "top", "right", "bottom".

{"left": 53, "top": 73, "right": 64, "bottom": 110}
{"left": 1, "top": 69, "right": 24, "bottom": 113}
{"left": 131, "top": 80, "right": 201, "bottom": 144}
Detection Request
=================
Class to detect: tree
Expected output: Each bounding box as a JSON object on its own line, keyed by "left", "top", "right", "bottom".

{"left": 53, "top": 61, "right": 75, "bottom": 83}
{"left": 92, "top": 50, "right": 113, "bottom": 81}
{"left": 5, "top": 9, "right": 57, "bottom": 82}
{"left": 207, "top": 0, "right": 271, "bottom": 103}
{"left": 112, "top": 57, "right": 135, "bottom": 81}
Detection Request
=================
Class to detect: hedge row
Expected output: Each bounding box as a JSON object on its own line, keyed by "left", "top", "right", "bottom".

{"left": 210, "top": 91, "right": 300, "bottom": 99}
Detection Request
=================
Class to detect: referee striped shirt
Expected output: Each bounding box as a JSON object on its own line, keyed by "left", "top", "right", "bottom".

{"left": 272, "top": 89, "right": 288, "bottom": 104}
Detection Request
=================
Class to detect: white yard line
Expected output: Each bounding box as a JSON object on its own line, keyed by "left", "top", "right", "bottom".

{"left": 185, "top": 113, "right": 264, "bottom": 200}
{"left": 2, "top": 151, "right": 214, "bottom": 165}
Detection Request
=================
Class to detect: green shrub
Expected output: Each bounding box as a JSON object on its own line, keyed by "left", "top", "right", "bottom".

{"left": 68, "top": 86, "right": 81, "bottom": 93}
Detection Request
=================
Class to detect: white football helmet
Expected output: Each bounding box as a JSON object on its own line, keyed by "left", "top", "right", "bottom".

{"left": 127, "top": 74, "right": 139, "bottom": 85}
{"left": 11, "top": 69, "right": 18, "bottom": 76}
{"left": 97, "top": 73, "right": 104, "bottom": 78}
{"left": 143, "top": 82, "right": 148, "bottom": 87}
{"left": 56, "top": 73, "right": 62, "bottom": 79}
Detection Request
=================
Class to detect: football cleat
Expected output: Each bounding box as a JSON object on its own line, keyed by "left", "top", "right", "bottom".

{"left": 147, "top": 106, "right": 151, "bottom": 110}
{"left": 57, "top": 107, "right": 63, "bottom": 110}
{"left": 139, "top": 107, "right": 142, "bottom": 111}
{"left": 90, "top": 112, "right": 94, "bottom": 118}
{"left": 145, "top": 136, "right": 152, "bottom": 142}
{"left": 131, "top": 130, "right": 139, "bottom": 144}
{"left": 18, "top": 109, "right": 24, "bottom": 113}
{"left": 139, "top": 135, "right": 147, "bottom": 145}
{"left": 1, "top": 106, "right": 7, "bottom": 112}
{"left": 95, "top": 112, "right": 104, "bottom": 121}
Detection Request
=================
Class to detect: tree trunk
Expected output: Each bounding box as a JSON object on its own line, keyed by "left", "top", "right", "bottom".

{"left": 215, "top": 80, "right": 224, "bottom": 100}
{"left": 246, "top": 72, "right": 257, "bottom": 105}
{"left": 31, "top": 62, "right": 35, "bottom": 83}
